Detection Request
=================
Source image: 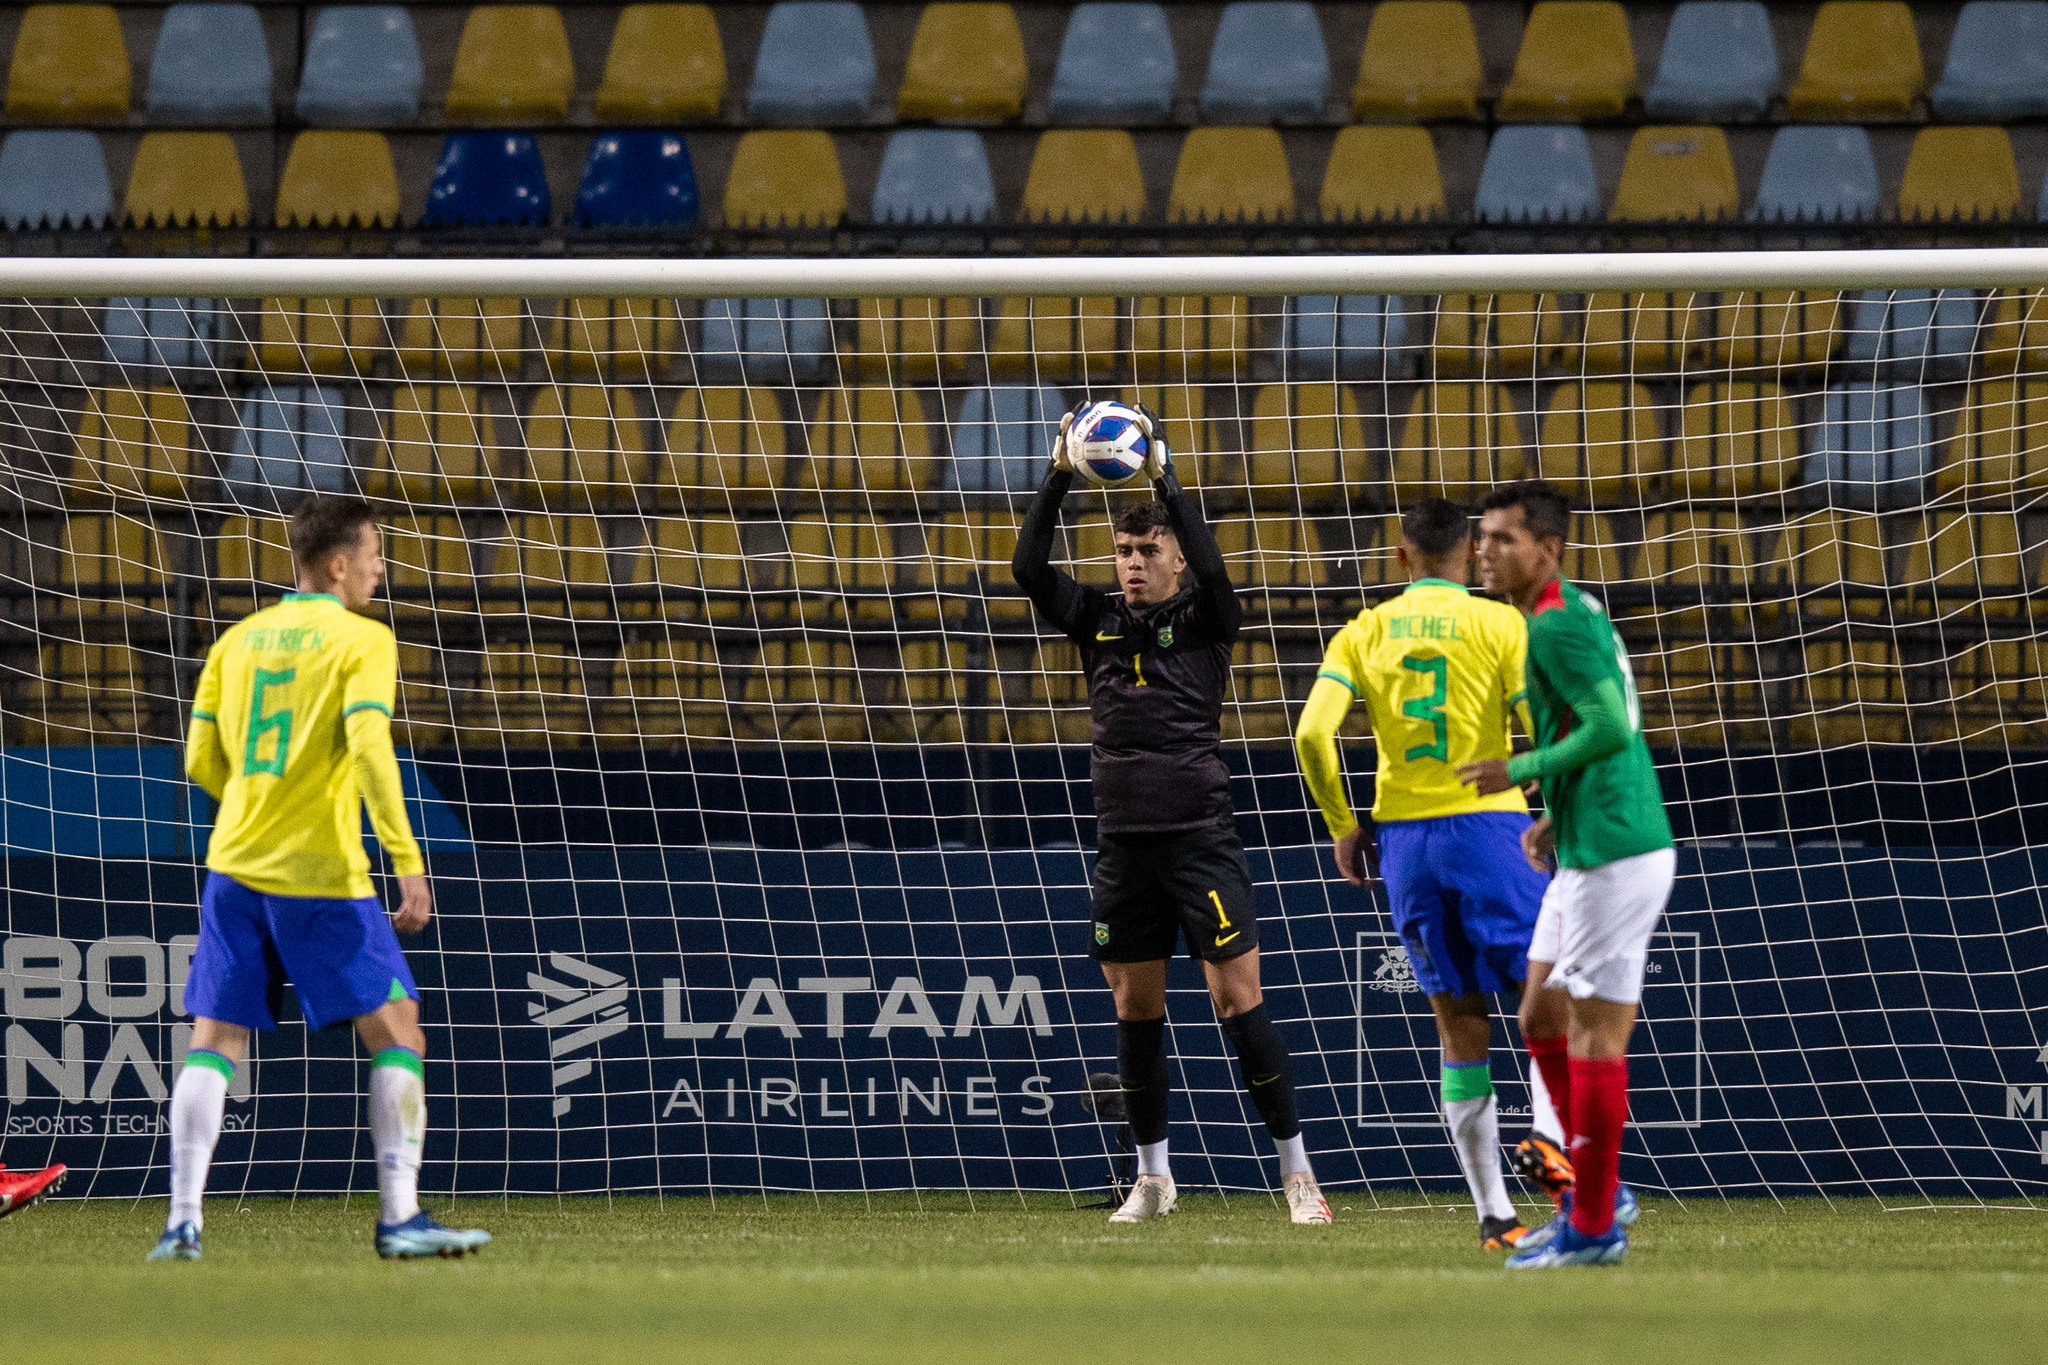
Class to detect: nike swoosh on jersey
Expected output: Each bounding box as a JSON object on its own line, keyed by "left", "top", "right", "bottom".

{"left": 1095, "top": 631, "right": 1123, "bottom": 641}
{"left": 1213, "top": 930, "right": 1241, "bottom": 948}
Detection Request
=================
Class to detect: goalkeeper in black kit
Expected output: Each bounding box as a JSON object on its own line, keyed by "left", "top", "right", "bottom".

{"left": 1011, "top": 404, "right": 1330, "bottom": 1226}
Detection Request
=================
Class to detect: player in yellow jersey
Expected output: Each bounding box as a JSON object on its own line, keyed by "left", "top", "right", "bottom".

{"left": 149, "top": 497, "right": 488, "bottom": 1263}
{"left": 1294, "top": 498, "right": 1569, "bottom": 1249}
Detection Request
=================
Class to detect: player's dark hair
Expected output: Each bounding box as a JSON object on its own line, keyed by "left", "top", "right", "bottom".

{"left": 1480, "top": 480, "right": 1572, "bottom": 545}
{"left": 1401, "top": 497, "right": 1470, "bottom": 558}
{"left": 289, "top": 495, "right": 378, "bottom": 571}
{"left": 1113, "top": 502, "right": 1173, "bottom": 538}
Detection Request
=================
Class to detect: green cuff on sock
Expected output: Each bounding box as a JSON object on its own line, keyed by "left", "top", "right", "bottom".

{"left": 185, "top": 1048, "right": 236, "bottom": 1081}
{"left": 373, "top": 1047, "right": 424, "bottom": 1080}
{"left": 1441, "top": 1060, "right": 1494, "bottom": 1104}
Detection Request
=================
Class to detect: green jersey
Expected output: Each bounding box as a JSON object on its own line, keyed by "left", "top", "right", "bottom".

{"left": 1504, "top": 578, "right": 1674, "bottom": 870}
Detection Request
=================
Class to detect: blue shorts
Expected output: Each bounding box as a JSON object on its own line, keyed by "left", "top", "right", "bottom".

{"left": 186, "top": 872, "right": 418, "bottom": 1032}
{"left": 1376, "top": 811, "right": 1548, "bottom": 999}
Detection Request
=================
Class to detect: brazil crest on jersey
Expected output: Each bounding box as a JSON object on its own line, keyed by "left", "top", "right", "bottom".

{"left": 1315, "top": 579, "right": 1532, "bottom": 823}
{"left": 1520, "top": 579, "right": 1674, "bottom": 869}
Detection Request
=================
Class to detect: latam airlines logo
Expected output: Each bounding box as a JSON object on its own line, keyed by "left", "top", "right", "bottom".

{"left": 528, "top": 954, "right": 630, "bottom": 1118}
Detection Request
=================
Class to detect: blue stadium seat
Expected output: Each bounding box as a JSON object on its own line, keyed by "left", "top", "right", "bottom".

{"left": 698, "top": 299, "right": 834, "bottom": 384}
{"left": 1750, "top": 126, "right": 1881, "bottom": 222}
{"left": 1200, "top": 2, "right": 1330, "bottom": 119}
{"left": 422, "top": 134, "right": 552, "bottom": 227}
{"left": 1844, "top": 289, "right": 1978, "bottom": 381}
{"left": 1473, "top": 127, "right": 1598, "bottom": 223}
{"left": 575, "top": 132, "right": 700, "bottom": 228}
{"left": 1049, "top": 4, "right": 1176, "bottom": 122}
{"left": 1645, "top": 2, "right": 1778, "bottom": 117}
{"left": 0, "top": 131, "right": 112, "bottom": 228}
{"left": 747, "top": 2, "right": 875, "bottom": 123}
{"left": 1806, "top": 382, "right": 1935, "bottom": 506}
{"left": 949, "top": 384, "right": 1067, "bottom": 492}
{"left": 102, "top": 298, "right": 229, "bottom": 377}
{"left": 146, "top": 3, "right": 273, "bottom": 123}
{"left": 224, "top": 384, "right": 355, "bottom": 507}
{"left": 297, "top": 6, "right": 424, "bottom": 125}
{"left": 871, "top": 131, "right": 996, "bottom": 225}
{"left": 1282, "top": 296, "right": 1413, "bottom": 381}
{"left": 1933, "top": 2, "right": 2048, "bottom": 117}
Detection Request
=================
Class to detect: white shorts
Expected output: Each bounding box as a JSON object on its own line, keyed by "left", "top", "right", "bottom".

{"left": 1528, "top": 846, "right": 1676, "bottom": 1005}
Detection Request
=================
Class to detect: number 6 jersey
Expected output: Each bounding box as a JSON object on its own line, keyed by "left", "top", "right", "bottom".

{"left": 186, "top": 592, "right": 424, "bottom": 899}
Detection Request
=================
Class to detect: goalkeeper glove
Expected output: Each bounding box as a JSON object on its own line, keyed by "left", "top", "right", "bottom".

{"left": 1050, "top": 403, "right": 1082, "bottom": 474}
{"left": 1133, "top": 403, "right": 1173, "bottom": 482}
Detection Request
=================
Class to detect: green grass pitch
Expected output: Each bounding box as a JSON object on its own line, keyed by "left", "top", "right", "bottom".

{"left": 4, "top": 1192, "right": 2045, "bottom": 1362}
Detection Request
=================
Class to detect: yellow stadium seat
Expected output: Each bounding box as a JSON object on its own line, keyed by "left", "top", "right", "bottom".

{"left": 749, "top": 637, "right": 872, "bottom": 743}
{"left": 522, "top": 385, "right": 649, "bottom": 509}
{"left": 1799, "top": 638, "right": 1905, "bottom": 746}
{"left": 379, "top": 385, "right": 504, "bottom": 505}
{"left": 70, "top": 388, "right": 197, "bottom": 500}
{"left": 1560, "top": 512, "right": 1626, "bottom": 587}
{"left": 802, "top": 386, "right": 935, "bottom": 501}
{"left": 1345, "top": 514, "right": 1403, "bottom": 590}
{"left": 1534, "top": 381, "right": 1666, "bottom": 508}
{"left": 1247, "top": 384, "right": 1368, "bottom": 512}
{"left": 460, "top": 642, "right": 595, "bottom": 744}
{"left": 988, "top": 297, "right": 1119, "bottom": 380}
{"left": 849, "top": 298, "right": 981, "bottom": 382}
{"left": 214, "top": 515, "right": 294, "bottom": 603}
{"left": 896, "top": 638, "right": 991, "bottom": 745}
{"left": 1709, "top": 291, "right": 1842, "bottom": 372}
{"left": 595, "top": 4, "right": 725, "bottom": 122}
{"left": 396, "top": 299, "right": 525, "bottom": 379}
{"left": 507, "top": 514, "right": 613, "bottom": 619}
{"left": 898, "top": 3, "right": 1026, "bottom": 119}
{"left": 1899, "top": 127, "right": 2021, "bottom": 221}
{"left": 657, "top": 387, "right": 787, "bottom": 508}
{"left": 1131, "top": 296, "right": 1248, "bottom": 377}
{"left": 1942, "top": 380, "right": 2048, "bottom": 500}
{"left": 1980, "top": 290, "right": 2048, "bottom": 373}
{"left": 384, "top": 515, "right": 476, "bottom": 623}
{"left": 1222, "top": 639, "right": 1292, "bottom": 742}
{"left": 19, "top": 642, "right": 150, "bottom": 743}
{"left": 1787, "top": 2, "right": 1923, "bottom": 118}
{"left": 1321, "top": 126, "right": 1445, "bottom": 223}
{"left": 1393, "top": 383, "right": 1529, "bottom": 501}
{"left": 124, "top": 133, "right": 247, "bottom": 227}
{"left": 392, "top": 640, "right": 453, "bottom": 749}
{"left": 5, "top": 5, "right": 130, "bottom": 122}
{"left": 625, "top": 515, "right": 757, "bottom": 620}
{"left": 1640, "top": 510, "right": 1755, "bottom": 591}
{"left": 1425, "top": 293, "right": 1574, "bottom": 376}
{"left": 1121, "top": 383, "right": 1215, "bottom": 464}
{"left": 1674, "top": 383, "right": 1799, "bottom": 501}
{"left": 604, "top": 636, "right": 732, "bottom": 740}
{"left": 1498, "top": 2, "right": 1637, "bottom": 120}
{"left": 1786, "top": 510, "right": 1893, "bottom": 617}
{"left": 724, "top": 131, "right": 846, "bottom": 228}
{"left": 907, "top": 512, "right": 1024, "bottom": 623}
{"left": 275, "top": 132, "right": 399, "bottom": 228}
{"left": 1352, "top": 1, "right": 1480, "bottom": 120}
{"left": 59, "top": 512, "right": 158, "bottom": 611}
{"left": 1580, "top": 291, "right": 1712, "bottom": 374}
{"left": 1014, "top": 640, "right": 1091, "bottom": 745}
{"left": 256, "top": 297, "right": 384, "bottom": 375}
{"left": 1935, "top": 637, "right": 2048, "bottom": 745}
{"left": 1610, "top": 127, "right": 1738, "bottom": 222}
{"left": 1021, "top": 130, "right": 1146, "bottom": 223}
{"left": 1214, "top": 516, "right": 1328, "bottom": 594}
{"left": 1168, "top": 129, "right": 1293, "bottom": 223}
{"left": 543, "top": 298, "right": 681, "bottom": 378}
{"left": 1905, "top": 510, "right": 2029, "bottom": 615}
{"left": 444, "top": 4, "right": 574, "bottom": 122}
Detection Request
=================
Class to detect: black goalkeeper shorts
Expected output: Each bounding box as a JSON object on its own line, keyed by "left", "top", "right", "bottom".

{"left": 1089, "top": 819, "right": 1260, "bottom": 964}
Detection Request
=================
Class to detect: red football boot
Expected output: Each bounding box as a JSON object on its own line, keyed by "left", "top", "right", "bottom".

{"left": 0, "top": 1164, "right": 67, "bottom": 1218}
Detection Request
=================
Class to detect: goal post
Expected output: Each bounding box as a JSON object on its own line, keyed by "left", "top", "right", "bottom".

{"left": 0, "top": 250, "right": 2044, "bottom": 1206}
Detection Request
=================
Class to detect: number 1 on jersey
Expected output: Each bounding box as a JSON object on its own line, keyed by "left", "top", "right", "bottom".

{"left": 244, "top": 668, "right": 295, "bottom": 777}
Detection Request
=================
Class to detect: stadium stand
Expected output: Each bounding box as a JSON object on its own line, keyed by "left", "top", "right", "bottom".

{"left": 1200, "top": 2, "right": 1329, "bottom": 120}
{"left": 5, "top": 3, "right": 130, "bottom": 121}
{"left": 1282, "top": 296, "right": 1412, "bottom": 382}
{"left": 1786, "top": 1, "right": 1924, "bottom": 117}
{"left": 1392, "top": 382, "right": 1529, "bottom": 503}
{"left": 803, "top": 386, "right": 936, "bottom": 500}
{"left": 596, "top": 4, "right": 726, "bottom": 122}
{"left": 0, "top": 129, "right": 112, "bottom": 228}
{"left": 223, "top": 384, "right": 354, "bottom": 506}
{"left": 1168, "top": 128, "right": 1294, "bottom": 223}
{"left": 522, "top": 385, "right": 650, "bottom": 509}
{"left": 574, "top": 132, "right": 701, "bottom": 228}
{"left": 898, "top": 3, "right": 1027, "bottom": 120}
{"left": 102, "top": 297, "right": 229, "bottom": 378}
{"left": 949, "top": 383, "right": 1065, "bottom": 492}
{"left": 297, "top": 5, "right": 423, "bottom": 125}
{"left": 123, "top": 133, "right": 248, "bottom": 226}
{"left": 423, "top": 133, "right": 552, "bottom": 227}
{"left": 1750, "top": 126, "right": 1881, "bottom": 221}
{"left": 1844, "top": 289, "right": 1979, "bottom": 380}
{"left": 1021, "top": 130, "right": 1146, "bottom": 222}
{"left": 748, "top": 1, "right": 875, "bottom": 122}
{"left": 376, "top": 384, "right": 505, "bottom": 504}
{"left": 724, "top": 130, "right": 846, "bottom": 226}
{"left": 1245, "top": 383, "right": 1368, "bottom": 512}
{"left": 1645, "top": 1, "right": 1778, "bottom": 118}
{"left": 275, "top": 132, "right": 401, "bottom": 228}
{"left": 1609, "top": 126, "right": 1740, "bottom": 221}
{"left": 444, "top": 4, "right": 575, "bottom": 122}
{"left": 394, "top": 298, "right": 524, "bottom": 378}
{"left": 1048, "top": 3, "right": 1175, "bottom": 123}
{"left": 698, "top": 297, "right": 834, "bottom": 383}
{"left": 544, "top": 297, "right": 681, "bottom": 377}
{"left": 1809, "top": 382, "right": 1937, "bottom": 506}
{"left": 1351, "top": 1, "right": 1481, "bottom": 120}
{"left": 1473, "top": 126, "right": 1599, "bottom": 223}
{"left": 69, "top": 387, "right": 201, "bottom": 501}
{"left": 872, "top": 130, "right": 998, "bottom": 224}
{"left": 657, "top": 386, "right": 786, "bottom": 508}
{"left": 1321, "top": 126, "right": 1445, "bottom": 222}
{"left": 255, "top": 293, "right": 385, "bottom": 374}
{"left": 1899, "top": 126, "right": 2023, "bottom": 219}
{"left": 1534, "top": 381, "right": 1666, "bottom": 507}
{"left": 145, "top": 3, "right": 272, "bottom": 122}
{"left": 1673, "top": 382, "right": 1799, "bottom": 499}
{"left": 987, "top": 296, "right": 1117, "bottom": 379}
{"left": 1498, "top": 2, "right": 1637, "bottom": 120}
{"left": 1943, "top": 379, "right": 2048, "bottom": 499}
{"left": 1933, "top": 1, "right": 2048, "bottom": 117}
{"left": 851, "top": 297, "right": 981, "bottom": 380}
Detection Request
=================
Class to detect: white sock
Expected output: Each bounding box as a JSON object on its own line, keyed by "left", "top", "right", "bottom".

{"left": 370, "top": 1048, "right": 426, "bottom": 1225}
{"left": 1136, "top": 1139, "right": 1170, "bottom": 1179}
{"left": 1275, "top": 1132, "right": 1311, "bottom": 1179}
{"left": 168, "top": 1051, "right": 231, "bottom": 1231}
{"left": 1446, "top": 1093, "right": 1517, "bottom": 1223}
{"left": 1528, "top": 1053, "right": 1565, "bottom": 1145}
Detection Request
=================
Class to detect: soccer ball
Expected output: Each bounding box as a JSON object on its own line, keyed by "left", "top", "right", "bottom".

{"left": 1069, "top": 401, "right": 1150, "bottom": 488}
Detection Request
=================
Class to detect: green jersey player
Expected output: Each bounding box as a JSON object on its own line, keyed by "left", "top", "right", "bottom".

{"left": 1457, "top": 480, "right": 1675, "bottom": 1269}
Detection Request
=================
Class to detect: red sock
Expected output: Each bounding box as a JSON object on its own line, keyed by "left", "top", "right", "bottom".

{"left": 1526, "top": 1034, "right": 1573, "bottom": 1146}
{"left": 1568, "top": 1055, "right": 1629, "bottom": 1237}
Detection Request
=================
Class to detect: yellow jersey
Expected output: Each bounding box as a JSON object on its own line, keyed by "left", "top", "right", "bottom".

{"left": 187, "top": 593, "right": 423, "bottom": 899}
{"left": 1309, "top": 578, "right": 1531, "bottom": 825}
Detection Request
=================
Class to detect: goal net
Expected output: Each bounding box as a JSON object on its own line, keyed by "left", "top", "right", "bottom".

{"left": 0, "top": 254, "right": 2043, "bottom": 1206}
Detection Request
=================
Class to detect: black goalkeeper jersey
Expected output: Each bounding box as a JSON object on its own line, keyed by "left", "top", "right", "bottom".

{"left": 1010, "top": 468, "right": 1242, "bottom": 834}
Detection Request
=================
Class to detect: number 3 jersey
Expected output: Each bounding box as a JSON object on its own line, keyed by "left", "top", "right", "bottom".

{"left": 1315, "top": 578, "right": 1531, "bottom": 824}
{"left": 187, "top": 592, "right": 424, "bottom": 899}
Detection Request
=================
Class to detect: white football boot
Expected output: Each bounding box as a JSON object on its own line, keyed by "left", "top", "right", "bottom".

{"left": 1109, "top": 1175, "right": 1178, "bottom": 1223}
{"left": 1284, "top": 1172, "right": 1333, "bottom": 1225}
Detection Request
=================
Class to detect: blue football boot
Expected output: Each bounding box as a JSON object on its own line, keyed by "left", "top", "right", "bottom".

{"left": 375, "top": 1211, "right": 491, "bottom": 1259}
{"left": 147, "top": 1221, "right": 202, "bottom": 1261}
{"left": 1506, "top": 1218, "right": 1628, "bottom": 1268}
{"left": 1511, "top": 1184, "right": 1638, "bottom": 1255}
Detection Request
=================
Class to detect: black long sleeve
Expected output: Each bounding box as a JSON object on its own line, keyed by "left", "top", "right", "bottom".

{"left": 1010, "top": 467, "right": 1102, "bottom": 643}
{"left": 1155, "top": 467, "right": 1240, "bottom": 641}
